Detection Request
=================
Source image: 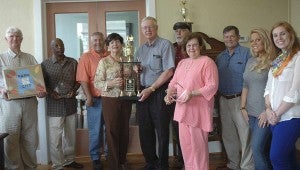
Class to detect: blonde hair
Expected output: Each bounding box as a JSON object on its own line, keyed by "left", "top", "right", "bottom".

{"left": 250, "top": 28, "right": 275, "bottom": 73}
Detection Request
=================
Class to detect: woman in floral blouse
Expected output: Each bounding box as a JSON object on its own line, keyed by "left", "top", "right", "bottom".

{"left": 94, "top": 33, "right": 132, "bottom": 170}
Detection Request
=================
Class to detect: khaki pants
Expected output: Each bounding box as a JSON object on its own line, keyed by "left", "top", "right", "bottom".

{"left": 219, "top": 96, "right": 254, "bottom": 170}
{"left": 48, "top": 114, "right": 76, "bottom": 170}
{"left": 0, "top": 98, "right": 38, "bottom": 170}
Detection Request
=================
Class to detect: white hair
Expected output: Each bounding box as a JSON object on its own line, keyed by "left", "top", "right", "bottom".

{"left": 5, "top": 27, "right": 23, "bottom": 38}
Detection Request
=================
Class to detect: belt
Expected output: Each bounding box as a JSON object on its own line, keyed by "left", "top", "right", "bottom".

{"left": 14, "top": 96, "right": 35, "bottom": 100}
{"left": 221, "top": 93, "right": 241, "bottom": 99}
{"left": 93, "top": 96, "right": 101, "bottom": 98}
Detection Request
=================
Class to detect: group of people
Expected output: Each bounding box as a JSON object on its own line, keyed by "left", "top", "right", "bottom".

{"left": 0, "top": 16, "right": 299, "bottom": 170}
{"left": 217, "top": 22, "right": 300, "bottom": 170}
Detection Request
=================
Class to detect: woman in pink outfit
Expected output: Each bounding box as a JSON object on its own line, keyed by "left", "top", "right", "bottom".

{"left": 164, "top": 32, "right": 219, "bottom": 170}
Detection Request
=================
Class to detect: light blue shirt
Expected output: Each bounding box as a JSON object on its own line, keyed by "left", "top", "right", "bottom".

{"left": 135, "top": 37, "right": 175, "bottom": 87}
{"left": 216, "top": 44, "right": 250, "bottom": 95}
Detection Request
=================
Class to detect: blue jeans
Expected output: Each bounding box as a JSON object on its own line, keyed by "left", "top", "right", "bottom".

{"left": 249, "top": 116, "right": 272, "bottom": 170}
{"left": 87, "top": 97, "right": 106, "bottom": 160}
{"left": 270, "top": 118, "right": 300, "bottom": 170}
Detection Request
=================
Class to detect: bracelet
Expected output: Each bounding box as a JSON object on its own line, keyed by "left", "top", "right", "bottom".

{"left": 191, "top": 91, "right": 195, "bottom": 96}
{"left": 240, "top": 107, "right": 246, "bottom": 110}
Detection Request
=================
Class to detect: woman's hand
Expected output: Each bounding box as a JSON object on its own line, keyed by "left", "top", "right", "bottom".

{"left": 266, "top": 108, "right": 280, "bottom": 125}
{"left": 240, "top": 109, "right": 249, "bottom": 124}
{"left": 258, "top": 112, "right": 268, "bottom": 128}
{"left": 108, "top": 77, "right": 123, "bottom": 88}
{"left": 164, "top": 88, "right": 177, "bottom": 105}
{"left": 176, "top": 90, "right": 193, "bottom": 103}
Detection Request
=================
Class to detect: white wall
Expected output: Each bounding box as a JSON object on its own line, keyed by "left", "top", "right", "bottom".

{"left": 0, "top": 0, "right": 34, "bottom": 54}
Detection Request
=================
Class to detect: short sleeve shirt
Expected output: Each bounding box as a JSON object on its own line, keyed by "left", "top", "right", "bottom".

{"left": 135, "top": 37, "right": 175, "bottom": 87}
{"left": 216, "top": 44, "right": 250, "bottom": 95}
{"left": 0, "top": 49, "right": 37, "bottom": 97}
{"left": 41, "top": 56, "right": 79, "bottom": 117}
{"left": 76, "top": 49, "right": 109, "bottom": 97}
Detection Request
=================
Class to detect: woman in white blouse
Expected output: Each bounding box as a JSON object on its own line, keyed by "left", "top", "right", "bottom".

{"left": 264, "top": 21, "right": 300, "bottom": 169}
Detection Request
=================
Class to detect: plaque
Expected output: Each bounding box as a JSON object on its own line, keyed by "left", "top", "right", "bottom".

{"left": 119, "top": 35, "right": 141, "bottom": 100}
{"left": 2, "top": 64, "right": 46, "bottom": 99}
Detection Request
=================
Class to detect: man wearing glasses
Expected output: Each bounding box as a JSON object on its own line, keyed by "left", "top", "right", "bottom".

{"left": 135, "top": 16, "right": 175, "bottom": 170}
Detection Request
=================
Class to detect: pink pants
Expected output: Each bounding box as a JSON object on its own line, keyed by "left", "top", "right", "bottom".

{"left": 179, "top": 123, "right": 209, "bottom": 170}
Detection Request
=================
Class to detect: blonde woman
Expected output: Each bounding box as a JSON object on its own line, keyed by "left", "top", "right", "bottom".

{"left": 240, "top": 28, "right": 275, "bottom": 170}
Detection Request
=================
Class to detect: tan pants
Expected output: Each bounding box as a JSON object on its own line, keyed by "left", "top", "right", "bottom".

{"left": 219, "top": 96, "right": 254, "bottom": 170}
{"left": 48, "top": 114, "right": 76, "bottom": 170}
{"left": 0, "top": 98, "right": 38, "bottom": 170}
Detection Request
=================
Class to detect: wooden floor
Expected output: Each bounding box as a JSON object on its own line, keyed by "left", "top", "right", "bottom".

{"left": 37, "top": 153, "right": 227, "bottom": 170}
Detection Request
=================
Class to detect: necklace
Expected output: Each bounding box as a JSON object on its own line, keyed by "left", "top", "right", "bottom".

{"left": 109, "top": 55, "right": 122, "bottom": 63}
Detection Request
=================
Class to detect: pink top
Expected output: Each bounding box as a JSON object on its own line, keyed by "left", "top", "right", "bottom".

{"left": 169, "top": 56, "right": 219, "bottom": 131}
{"left": 76, "top": 49, "right": 109, "bottom": 97}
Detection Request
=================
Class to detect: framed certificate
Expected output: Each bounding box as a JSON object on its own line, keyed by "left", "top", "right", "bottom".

{"left": 2, "top": 64, "right": 46, "bottom": 99}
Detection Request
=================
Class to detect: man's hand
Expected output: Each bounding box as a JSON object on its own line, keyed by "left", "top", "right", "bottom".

{"left": 51, "top": 91, "right": 61, "bottom": 100}
{"left": 2, "top": 91, "right": 11, "bottom": 101}
{"left": 85, "top": 96, "right": 93, "bottom": 107}
{"left": 36, "top": 91, "right": 47, "bottom": 98}
{"left": 137, "top": 87, "right": 152, "bottom": 102}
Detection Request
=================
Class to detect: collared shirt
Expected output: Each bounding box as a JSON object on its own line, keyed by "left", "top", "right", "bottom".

{"left": 41, "top": 56, "right": 80, "bottom": 117}
{"left": 135, "top": 36, "right": 175, "bottom": 87}
{"left": 216, "top": 44, "right": 250, "bottom": 95}
{"left": 76, "top": 49, "right": 109, "bottom": 97}
{"left": 173, "top": 42, "right": 187, "bottom": 68}
{"left": 0, "top": 49, "right": 37, "bottom": 98}
{"left": 94, "top": 55, "right": 122, "bottom": 97}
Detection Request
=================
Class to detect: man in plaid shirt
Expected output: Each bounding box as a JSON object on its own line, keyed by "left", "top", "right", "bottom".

{"left": 41, "top": 38, "right": 82, "bottom": 170}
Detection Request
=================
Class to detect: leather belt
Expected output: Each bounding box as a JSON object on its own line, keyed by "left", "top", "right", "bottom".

{"left": 14, "top": 97, "right": 35, "bottom": 100}
{"left": 221, "top": 93, "right": 241, "bottom": 99}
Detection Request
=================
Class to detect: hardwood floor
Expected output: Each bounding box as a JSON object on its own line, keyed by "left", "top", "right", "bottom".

{"left": 37, "top": 153, "right": 227, "bottom": 170}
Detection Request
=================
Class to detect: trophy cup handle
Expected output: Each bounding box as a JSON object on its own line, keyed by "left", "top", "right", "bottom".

{"left": 119, "top": 63, "right": 125, "bottom": 97}
{"left": 136, "top": 63, "right": 142, "bottom": 96}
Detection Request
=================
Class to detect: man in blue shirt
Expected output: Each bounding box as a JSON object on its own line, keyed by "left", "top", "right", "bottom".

{"left": 216, "top": 26, "right": 254, "bottom": 170}
{"left": 136, "top": 16, "right": 175, "bottom": 170}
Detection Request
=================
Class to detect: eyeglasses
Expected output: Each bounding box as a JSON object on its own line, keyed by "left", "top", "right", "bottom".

{"left": 142, "top": 26, "right": 156, "bottom": 30}
{"left": 186, "top": 43, "right": 199, "bottom": 49}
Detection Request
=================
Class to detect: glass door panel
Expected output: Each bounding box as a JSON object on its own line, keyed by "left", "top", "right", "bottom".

{"left": 55, "top": 13, "right": 88, "bottom": 60}
{"left": 106, "top": 11, "right": 139, "bottom": 52}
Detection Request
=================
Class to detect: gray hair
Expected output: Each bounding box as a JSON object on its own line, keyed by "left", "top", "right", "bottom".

{"left": 141, "top": 16, "right": 157, "bottom": 26}
{"left": 5, "top": 27, "right": 23, "bottom": 38}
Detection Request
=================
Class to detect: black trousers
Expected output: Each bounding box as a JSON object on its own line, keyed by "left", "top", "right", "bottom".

{"left": 137, "top": 85, "right": 172, "bottom": 169}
